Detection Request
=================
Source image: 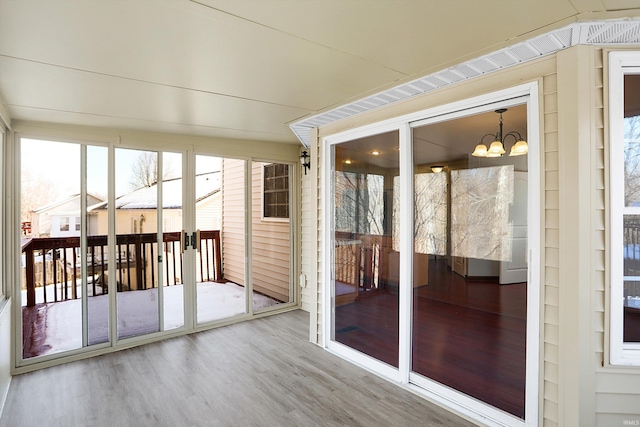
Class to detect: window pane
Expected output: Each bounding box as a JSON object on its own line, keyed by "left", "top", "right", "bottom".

{"left": 412, "top": 106, "right": 528, "bottom": 418}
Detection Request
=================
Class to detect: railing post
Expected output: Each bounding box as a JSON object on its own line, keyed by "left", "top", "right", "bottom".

{"left": 214, "top": 231, "right": 224, "bottom": 283}
{"left": 135, "top": 235, "right": 143, "bottom": 290}
{"left": 25, "top": 242, "right": 36, "bottom": 307}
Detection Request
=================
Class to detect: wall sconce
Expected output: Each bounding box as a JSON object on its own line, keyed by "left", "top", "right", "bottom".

{"left": 140, "top": 214, "right": 146, "bottom": 224}
{"left": 300, "top": 150, "right": 311, "bottom": 175}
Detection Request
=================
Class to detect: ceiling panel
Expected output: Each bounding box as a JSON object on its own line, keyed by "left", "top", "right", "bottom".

{"left": 197, "top": 0, "right": 581, "bottom": 75}
{"left": 0, "top": 56, "right": 305, "bottom": 141}
{"left": 0, "top": 0, "right": 638, "bottom": 144}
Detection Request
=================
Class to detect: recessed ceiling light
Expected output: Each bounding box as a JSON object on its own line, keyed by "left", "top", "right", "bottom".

{"left": 371, "top": 150, "right": 380, "bottom": 156}
{"left": 344, "top": 159, "right": 352, "bottom": 165}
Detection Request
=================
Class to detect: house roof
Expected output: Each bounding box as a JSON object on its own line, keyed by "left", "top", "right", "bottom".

{"left": 108, "top": 171, "right": 220, "bottom": 210}
{"left": 33, "top": 193, "right": 104, "bottom": 214}
{"left": 1, "top": 2, "right": 639, "bottom": 145}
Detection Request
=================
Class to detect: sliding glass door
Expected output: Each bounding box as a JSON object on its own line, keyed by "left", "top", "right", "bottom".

{"left": 20, "top": 139, "right": 107, "bottom": 358}
{"left": 327, "top": 92, "right": 539, "bottom": 425}
{"left": 410, "top": 106, "right": 528, "bottom": 419}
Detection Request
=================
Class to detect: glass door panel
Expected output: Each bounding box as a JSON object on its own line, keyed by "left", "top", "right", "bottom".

{"left": 161, "top": 152, "right": 184, "bottom": 331}
{"left": 251, "top": 161, "right": 292, "bottom": 312}
{"left": 196, "top": 155, "right": 246, "bottom": 324}
{"left": 332, "top": 131, "right": 400, "bottom": 367}
{"left": 86, "top": 145, "right": 109, "bottom": 345}
{"left": 21, "top": 138, "right": 82, "bottom": 358}
{"left": 411, "top": 106, "right": 528, "bottom": 418}
{"left": 115, "top": 148, "right": 160, "bottom": 339}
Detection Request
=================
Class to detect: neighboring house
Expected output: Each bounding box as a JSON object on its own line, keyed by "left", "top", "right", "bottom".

{"left": 31, "top": 194, "right": 103, "bottom": 238}
{"left": 91, "top": 171, "right": 222, "bottom": 235}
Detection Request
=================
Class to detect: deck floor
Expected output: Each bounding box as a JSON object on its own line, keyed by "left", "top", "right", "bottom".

{"left": 1, "top": 310, "right": 475, "bottom": 427}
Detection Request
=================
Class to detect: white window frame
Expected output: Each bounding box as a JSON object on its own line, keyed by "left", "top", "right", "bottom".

{"left": 322, "top": 82, "right": 540, "bottom": 427}
{"left": 261, "top": 162, "right": 290, "bottom": 222}
{"left": 609, "top": 51, "right": 640, "bottom": 366}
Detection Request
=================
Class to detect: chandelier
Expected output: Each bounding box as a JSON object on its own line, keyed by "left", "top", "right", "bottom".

{"left": 471, "top": 109, "right": 528, "bottom": 157}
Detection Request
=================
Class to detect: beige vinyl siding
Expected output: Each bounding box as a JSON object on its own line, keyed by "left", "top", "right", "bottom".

{"left": 595, "top": 48, "right": 640, "bottom": 426}
{"left": 252, "top": 162, "right": 291, "bottom": 302}
{"left": 543, "top": 68, "right": 560, "bottom": 427}
{"left": 196, "top": 193, "right": 221, "bottom": 231}
{"left": 221, "top": 158, "right": 245, "bottom": 286}
{"left": 300, "top": 157, "right": 313, "bottom": 312}
{"left": 317, "top": 55, "right": 558, "bottom": 421}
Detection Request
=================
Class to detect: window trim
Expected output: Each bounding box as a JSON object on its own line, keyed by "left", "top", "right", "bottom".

{"left": 261, "top": 162, "right": 290, "bottom": 222}
{"left": 609, "top": 51, "right": 640, "bottom": 366}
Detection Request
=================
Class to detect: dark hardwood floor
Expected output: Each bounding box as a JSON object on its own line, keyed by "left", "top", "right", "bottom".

{"left": 336, "top": 257, "right": 527, "bottom": 419}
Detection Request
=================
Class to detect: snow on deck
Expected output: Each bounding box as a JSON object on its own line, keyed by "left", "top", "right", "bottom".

{"left": 25, "top": 282, "right": 279, "bottom": 357}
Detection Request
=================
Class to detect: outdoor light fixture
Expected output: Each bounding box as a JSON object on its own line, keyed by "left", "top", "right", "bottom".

{"left": 431, "top": 165, "right": 444, "bottom": 173}
{"left": 471, "top": 109, "right": 528, "bottom": 157}
{"left": 300, "top": 150, "right": 311, "bottom": 175}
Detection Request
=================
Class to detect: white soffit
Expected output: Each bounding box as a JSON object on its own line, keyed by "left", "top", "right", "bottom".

{"left": 290, "top": 20, "right": 640, "bottom": 147}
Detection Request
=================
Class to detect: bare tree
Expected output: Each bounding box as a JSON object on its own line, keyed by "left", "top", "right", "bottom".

{"left": 624, "top": 115, "right": 640, "bottom": 206}
{"left": 21, "top": 168, "right": 59, "bottom": 224}
{"left": 130, "top": 152, "right": 158, "bottom": 189}
{"left": 129, "top": 152, "right": 176, "bottom": 190}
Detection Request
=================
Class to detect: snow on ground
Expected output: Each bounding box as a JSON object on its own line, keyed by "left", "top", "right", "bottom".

{"left": 33, "top": 282, "right": 280, "bottom": 356}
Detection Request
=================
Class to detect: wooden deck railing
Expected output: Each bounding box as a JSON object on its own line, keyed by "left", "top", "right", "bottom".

{"left": 21, "top": 230, "right": 223, "bottom": 307}
{"left": 334, "top": 231, "right": 388, "bottom": 294}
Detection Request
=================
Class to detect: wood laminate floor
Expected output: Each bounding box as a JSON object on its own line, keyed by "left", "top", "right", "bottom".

{"left": 336, "top": 258, "right": 526, "bottom": 418}
{"left": 0, "top": 310, "right": 476, "bottom": 427}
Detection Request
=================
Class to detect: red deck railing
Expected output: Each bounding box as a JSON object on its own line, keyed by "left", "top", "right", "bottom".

{"left": 21, "top": 230, "right": 223, "bottom": 307}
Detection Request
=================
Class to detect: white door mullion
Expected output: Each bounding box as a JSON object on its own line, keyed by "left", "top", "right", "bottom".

{"left": 398, "top": 123, "right": 413, "bottom": 384}
{"left": 108, "top": 144, "right": 117, "bottom": 346}
{"left": 245, "top": 160, "right": 253, "bottom": 316}
{"left": 80, "top": 145, "right": 88, "bottom": 347}
{"left": 184, "top": 150, "right": 196, "bottom": 330}
{"left": 157, "top": 152, "right": 164, "bottom": 332}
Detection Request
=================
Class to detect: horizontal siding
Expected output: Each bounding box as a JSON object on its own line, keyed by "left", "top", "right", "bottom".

{"left": 543, "top": 69, "right": 560, "bottom": 427}
{"left": 300, "top": 164, "right": 313, "bottom": 313}
{"left": 251, "top": 162, "right": 291, "bottom": 302}
{"left": 222, "top": 158, "right": 245, "bottom": 286}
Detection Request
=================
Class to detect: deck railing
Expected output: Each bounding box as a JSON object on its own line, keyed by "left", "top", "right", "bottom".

{"left": 334, "top": 231, "right": 388, "bottom": 293}
{"left": 21, "top": 230, "right": 223, "bottom": 307}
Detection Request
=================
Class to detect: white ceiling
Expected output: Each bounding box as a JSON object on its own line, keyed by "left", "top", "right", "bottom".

{"left": 0, "top": 1, "right": 639, "bottom": 145}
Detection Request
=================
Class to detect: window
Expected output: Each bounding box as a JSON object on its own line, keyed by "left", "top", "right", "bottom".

{"left": 610, "top": 51, "right": 640, "bottom": 365}
{"left": 74, "top": 216, "right": 81, "bottom": 232}
{"left": 263, "top": 163, "right": 289, "bottom": 219}
{"left": 59, "top": 216, "right": 70, "bottom": 232}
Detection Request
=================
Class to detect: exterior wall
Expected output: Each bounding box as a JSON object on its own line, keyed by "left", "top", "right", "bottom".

{"left": 251, "top": 162, "right": 291, "bottom": 302}
{"left": 308, "top": 44, "right": 640, "bottom": 425}
{"left": 221, "top": 158, "right": 246, "bottom": 285}
{"left": 313, "top": 55, "right": 559, "bottom": 423}
{"left": 196, "top": 193, "right": 221, "bottom": 231}
{"left": 595, "top": 49, "right": 640, "bottom": 426}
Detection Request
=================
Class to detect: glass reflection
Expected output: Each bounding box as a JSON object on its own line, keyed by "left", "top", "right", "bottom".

{"left": 332, "top": 131, "right": 400, "bottom": 367}
{"left": 411, "top": 106, "right": 528, "bottom": 419}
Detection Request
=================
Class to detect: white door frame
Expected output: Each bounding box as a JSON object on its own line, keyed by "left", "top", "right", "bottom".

{"left": 322, "top": 82, "right": 541, "bottom": 427}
